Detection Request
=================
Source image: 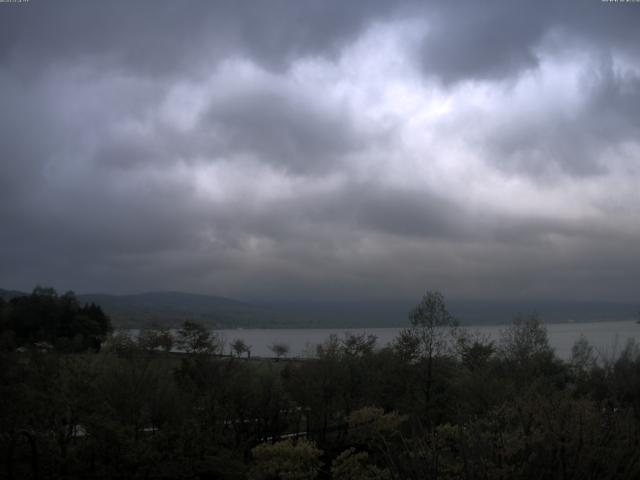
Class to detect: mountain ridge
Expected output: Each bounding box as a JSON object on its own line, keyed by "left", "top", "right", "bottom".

{"left": 1, "top": 288, "right": 637, "bottom": 329}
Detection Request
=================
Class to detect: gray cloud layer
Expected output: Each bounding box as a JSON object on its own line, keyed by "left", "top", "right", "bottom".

{"left": 1, "top": 0, "right": 640, "bottom": 302}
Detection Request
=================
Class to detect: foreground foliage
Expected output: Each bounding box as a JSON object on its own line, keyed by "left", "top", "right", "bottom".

{"left": 1, "top": 291, "right": 640, "bottom": 479}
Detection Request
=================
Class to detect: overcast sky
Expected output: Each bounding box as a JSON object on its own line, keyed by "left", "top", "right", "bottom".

{"left": 1, "top": 0, "right": 640, "bottom": 301}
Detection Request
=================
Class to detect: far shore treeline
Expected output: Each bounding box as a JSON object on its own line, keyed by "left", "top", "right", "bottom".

{"left": 0, "top": 287, "right": 112, "bottom": 352}
{"left": 1, "top": 287, "right": 637, "bottom": 331}
{"left": 2, "top": 288, "right": 640, "bottom": 479}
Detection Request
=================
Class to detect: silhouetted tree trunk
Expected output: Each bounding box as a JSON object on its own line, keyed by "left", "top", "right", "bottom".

{"left": 22, "top": 431, "right": 39, "bottom": 480}
{"left": 5, "top": 436, "right": 16, "bottom": 480}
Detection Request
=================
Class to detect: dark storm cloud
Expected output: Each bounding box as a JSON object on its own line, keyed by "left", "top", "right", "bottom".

{"left": 1, "top": 0, "right": 640, "bottom": 301}
{"left": 2, "top": 0, "right": 639, "bottom": 82}
{"left": 83, "top": 69, "right": 363, "bottom": 174}
{"left": 203, "top": 87, "right": 362, "bottom": 173}
{"left": 0, "top": 0, "right": 398, "bottom": 77}
{"left": 419, "top": 1, "right": 546, "bottom": 83}
{"left": 417, "top": 0, "right": 640, "bottom": 84}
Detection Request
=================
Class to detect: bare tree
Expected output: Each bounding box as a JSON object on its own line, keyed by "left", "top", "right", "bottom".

{"left": 395, "top": 291, "right": 457, "bottom": 410}
{"left": 176, "top": 320, "right": 219, "bottom": 354}
{"left": 231, "top": 338, "right": 251, "bottom": 358}
{"left": 137, "top": 324, "right": 174, "bottom": 353}
{"left": 269, "top": 342, "right": 290, "bottom": 360}
{"left": 498, "top": 313, "right": 552, "bottom": 364}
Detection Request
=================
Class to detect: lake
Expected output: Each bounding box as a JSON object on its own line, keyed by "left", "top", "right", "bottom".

{"left": 215, "top": 321, "right": 640, "bottom": 360}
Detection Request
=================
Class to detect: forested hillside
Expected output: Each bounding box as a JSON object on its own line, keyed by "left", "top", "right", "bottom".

{"left": 2, "top": 292, "right": 640, "bottom": 479}
{"left": 1, "top": 288, "right": 636, "bottom": 329}
{"left": 0, "top": 287, "right": 111, "bottom": 352}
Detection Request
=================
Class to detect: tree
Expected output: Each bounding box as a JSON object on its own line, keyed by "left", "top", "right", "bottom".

{"left": 346, "top": 407, "right": 406, "bottom": 446}
{"left": 331, "top": 448, "right": 391, "bottom": 480}
{"left": 571, "top": 335, "right": 596, "bottom": 372}
{"left": 137, "top": 324, "right": 174, "bottom": 353}
{"left": 104, "top": 330, "right": 138, "bottom": 355}
{"left": 269, "top": 342, "right": 290, "bottom": 360}
{"left": 455, "top": 328, "right": 495, "bottom": 371}
{"left": 407, "top": 291, "right": 457, "bottom": 356}
{"left": 396, "top": 291, "right": 457, "bottom": 409}
{"left": 498, "top": 313, "right": 553, "bottom": 364}
{"left": 231, "top": 338, "right": 251, "bottom": 358}
{"left": 250, "top": 439, "right": 322, "bottom": 480}
{"left": 392, "top": 328, "right": 422, "bottom": 363}
{"left": 341, "top": 332, "right": 377, "bottom": 357}
{"left": 497, "top": 313, "right": 559, "bottom": 390}
{"left": 0, "top": 287, "right": 112, "bottom": 352}
{"left": 176, "top": 321, "right": 218, "bottom": 354}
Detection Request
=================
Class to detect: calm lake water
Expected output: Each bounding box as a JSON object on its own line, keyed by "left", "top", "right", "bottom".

{"left": 215, "top": 321, "right": 640, "bottom": 360}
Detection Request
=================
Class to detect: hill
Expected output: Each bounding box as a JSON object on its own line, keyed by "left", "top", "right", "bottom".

{"left": 0, "top": 288, "right": 28, "bottom": 301}
{"left": 1, "top": 288, "right": 637, "bottom": 328}
{"left": 76, "top": 291, "right": 286, "bottom": 329}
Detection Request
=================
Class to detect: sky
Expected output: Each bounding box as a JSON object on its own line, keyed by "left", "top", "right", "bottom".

{"left": 1, "top": 0, "right": 640, "bottom": 302}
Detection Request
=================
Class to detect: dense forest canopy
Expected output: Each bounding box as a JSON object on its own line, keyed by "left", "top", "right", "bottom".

{"left": 2, "top": 291, "right": 640, "bottom": 479}
{"left": 0, "top": 287, "right": 112, "bottom": 352}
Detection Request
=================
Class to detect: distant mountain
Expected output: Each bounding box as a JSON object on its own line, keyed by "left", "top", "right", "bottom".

{"left": 81, "top": 293, "right": 408, "bottom": 329}
{"left": 263, "top": 298, "right": 639, "bottom": 328}
{"left": 2, "top": 288, "right": 638, "bottom": 328}
{"left": 0, "top": 288, "right": 28, "bottom": 301}
{"left": 77, "top": 291, "right": 287, "bottom": 329}
{"left": 447, "top": 299, "right": 639, "bottom": 325}
{"left": 0, "top": 288, "right": 277, "bottom": 328}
